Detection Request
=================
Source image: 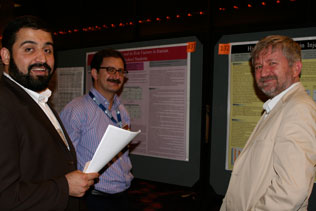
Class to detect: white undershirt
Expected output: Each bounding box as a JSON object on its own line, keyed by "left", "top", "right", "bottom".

{"left": 262, "top": 82, "right": 299, "bottom": 118}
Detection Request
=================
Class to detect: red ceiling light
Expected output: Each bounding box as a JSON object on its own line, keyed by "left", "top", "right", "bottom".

{"left": 261, "top": 1, "right": 266, "bottom": 6}
{"left": 248, "top": 4, "right": 252, "bottom": 7}
{"left": 233, "top": 5, "right": 239, "bottom": 9}
{"left": 276, "top": 0, "right": 280, "bottom": 3}
{"left": 51, "top": 10, "right": 218, "bottom": 36}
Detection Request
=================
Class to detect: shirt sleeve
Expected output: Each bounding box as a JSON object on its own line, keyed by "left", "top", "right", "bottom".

{"left": 60, "top": 103, "right": 83, "bottom": 149}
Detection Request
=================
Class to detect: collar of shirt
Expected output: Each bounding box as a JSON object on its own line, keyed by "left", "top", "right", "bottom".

{"left": 263, "top": 82, "right": 299, "bottom": 114}
{"left": 90, "top": 87, "right": 120, "bottom": 110}
{"left": 3, "top": 72, "right": 51, "bottom": 103}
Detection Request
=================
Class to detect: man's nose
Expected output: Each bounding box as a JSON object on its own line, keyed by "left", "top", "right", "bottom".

{"left": 34, "top": 50, "right": 47, "bottom": 63}
{"left": 260, "top": 65, "right": 271, "bottom": 77}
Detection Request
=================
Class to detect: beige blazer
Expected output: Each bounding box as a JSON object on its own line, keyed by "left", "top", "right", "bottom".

{"left": 220, "top": 82, "right": 316, "bottom": 211}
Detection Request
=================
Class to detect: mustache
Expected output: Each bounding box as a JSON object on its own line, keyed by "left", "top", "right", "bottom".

{"left": 28, "top": 63, "right": 52, "bottom": 73}
{"left": 259, "top": 76, "right": 277, "bottom": 83}
{"left": 107, "top": 78, "right": 121, "bottom": 84}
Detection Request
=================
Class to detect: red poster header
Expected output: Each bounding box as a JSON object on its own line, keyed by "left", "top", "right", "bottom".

{"left": 86, "top": 45, "right": 188, "bottom": 66}
{"left": 121, "top": 45, "right": 187, "bottom": 63}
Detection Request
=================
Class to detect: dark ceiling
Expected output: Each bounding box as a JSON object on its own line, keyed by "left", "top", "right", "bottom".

{"left": 1, "top": 0, "right": 316, "bottom": 50}
{"left": 1, "top": 0, "right": 315, "bottom": 107}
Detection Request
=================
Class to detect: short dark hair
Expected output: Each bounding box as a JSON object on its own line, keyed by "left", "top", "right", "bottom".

{"left": 2, "top": 15, "right": 52, "bottom": 53}
{"left": 91, "top": 48, "right": 126, "bottom": 70}
{"left": 90, "top": 48, "right": 126, "bottom": 83}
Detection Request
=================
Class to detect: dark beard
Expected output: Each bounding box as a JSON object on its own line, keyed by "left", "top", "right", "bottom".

{"left": 9, "top": 58, "right": 54, "bottom": 92}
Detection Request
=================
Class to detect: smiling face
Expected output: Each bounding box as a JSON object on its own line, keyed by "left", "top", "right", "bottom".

{"left": 92, "top": 56, "right": 125, "bottom": 102}
{"left": 1, "top": 27, "right": 54, "bottom": 92}
{"left": 254, "top": 46, "right": 301, "bottom": 98}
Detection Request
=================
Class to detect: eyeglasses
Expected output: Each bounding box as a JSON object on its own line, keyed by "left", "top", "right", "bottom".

{"left": 99, "top": 66, "right": 128, "bottom": 75}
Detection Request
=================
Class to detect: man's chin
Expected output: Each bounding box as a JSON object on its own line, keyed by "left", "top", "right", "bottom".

{"left": 23, "top": 75, "right": 51, "bottom": 92}
{"left": 261, "top": 88, "right": 277, "bottom": 98}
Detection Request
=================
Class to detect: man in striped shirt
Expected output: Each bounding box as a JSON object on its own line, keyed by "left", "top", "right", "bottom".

{"left": 60, "top": 49, "right": 133, "bottom": 211}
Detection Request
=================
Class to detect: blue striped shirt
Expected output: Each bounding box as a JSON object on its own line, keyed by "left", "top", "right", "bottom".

{"left": 60, "top": 87, "right": 133, "bottom": 193}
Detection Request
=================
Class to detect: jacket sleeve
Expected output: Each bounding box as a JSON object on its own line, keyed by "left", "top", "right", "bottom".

{"left": 252, "top": 102, "right": 316, "bottom": 211}
{"left": 0, "top": 106, "right": 69, "bottom": 210}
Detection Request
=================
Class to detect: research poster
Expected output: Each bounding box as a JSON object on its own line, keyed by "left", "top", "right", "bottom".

{"left": 50, "top": 67, "right": 84, "bottom": 113}
{"left": 86, "top": 43, "right": 194, "bottom": 161}
{"left": 226, "top": 37, "right": 316, "bottom": 170}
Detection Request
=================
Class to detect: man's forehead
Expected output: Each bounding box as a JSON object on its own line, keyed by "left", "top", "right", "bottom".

{"left": 15, "top": 28, "right": 53, "bottom": 45}
{"left": 256, "top": 45, "right": 282, "bottom": 58}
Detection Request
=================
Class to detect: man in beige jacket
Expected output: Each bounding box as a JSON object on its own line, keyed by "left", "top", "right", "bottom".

{"left": 220, "top": 35, "right": 316, "bottom": 211}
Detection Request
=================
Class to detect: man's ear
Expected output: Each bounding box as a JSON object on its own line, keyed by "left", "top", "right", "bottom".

{"left": 293, "top": 61, "right": 302, "bottom": 78}
{"left": 91, "top": 68, "right": 98, "bottom": 81}
{"left": 0, "top": 48, "right": 10, "bottom": 65}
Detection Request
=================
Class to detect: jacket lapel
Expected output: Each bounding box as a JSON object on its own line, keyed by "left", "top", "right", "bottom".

{"left": 49, "top": 102, "right": 77, "bottom": 157}
{"left": 2, "top": 76, "right": 75, "bottom": 156}
{"left": 240, "top": 83, "right": 303, "bottom": 153}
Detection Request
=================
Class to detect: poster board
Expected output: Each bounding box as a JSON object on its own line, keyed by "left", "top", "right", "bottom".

{"left": 85, "top": 43, "right": 193, "bottom": 161}
{"left": 55, "top": 36, "right": 203, "bottom": 186}
{"left": 50, "top": 67, "right": 84, "bottom": 113}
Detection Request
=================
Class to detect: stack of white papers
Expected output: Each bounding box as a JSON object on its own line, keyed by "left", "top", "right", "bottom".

{"left": 84, "top": 125, "right": 141, "bottom": 173}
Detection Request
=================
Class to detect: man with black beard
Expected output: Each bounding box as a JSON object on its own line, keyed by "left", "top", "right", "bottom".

{"left": 0, "top": 16, "right": 99, "bottom": 211}
{"left": 8, "top": 57, "right": 53, "bottom": 91}
{"left": 60, "top": 49, "right": 133, "bottom": 211}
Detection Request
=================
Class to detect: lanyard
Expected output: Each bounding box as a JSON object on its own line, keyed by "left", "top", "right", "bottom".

{"left": 89, "top": 91, "right": 122, "bottom": 128}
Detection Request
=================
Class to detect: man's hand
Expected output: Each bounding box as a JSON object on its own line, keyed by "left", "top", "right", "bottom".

{"left": 65, "top": 170, "right": 99, "bottom": 197}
